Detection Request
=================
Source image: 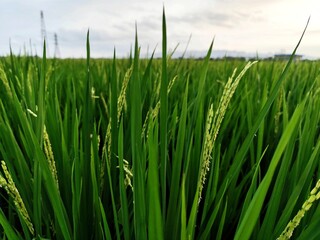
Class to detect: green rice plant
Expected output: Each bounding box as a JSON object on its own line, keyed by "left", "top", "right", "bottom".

{"left": 0, "top": 9, "right": 319, "bottom": 240}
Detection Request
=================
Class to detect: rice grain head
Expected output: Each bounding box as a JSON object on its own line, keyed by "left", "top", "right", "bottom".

{"left": 117, "top": 65, "right": 133, "bottom": 124}
{"left": 277, "top": 178, "right": 320, "bottom": 240}
{"left": 0, "top": 161, "right": 34, "bottom": 235}
{"left": 198, "top": 61, "right": 257, "bottom": 204}
{"left": 198, "top": 103, "right": 214, "bottom": 204}
{"left": 43, "top": 125, "right": 59, "bottom": 189}
{"left": 0, "top": 67, "right": 13, "bottom": 99}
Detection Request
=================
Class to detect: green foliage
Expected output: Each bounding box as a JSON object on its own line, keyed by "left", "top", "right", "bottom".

{"left": 0, "top": 12, "right": 319, "bottom": 240}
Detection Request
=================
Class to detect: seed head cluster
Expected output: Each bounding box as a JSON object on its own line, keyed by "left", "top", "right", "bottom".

{"left": 44, "top": 125, "right": 59, "bottom": 189}
{"left": 118, "top": 65, "right": 133, "bottom": 124}
{"left": 142, "top": 75, "right": 177, "bottom": 139}
{"left": 277, "top": 178, "right": 320, "bottom": 240}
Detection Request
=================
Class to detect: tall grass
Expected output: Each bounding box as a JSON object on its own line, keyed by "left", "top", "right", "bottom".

{"left": 0, "top": 11, "right": 319, "bottom": 240}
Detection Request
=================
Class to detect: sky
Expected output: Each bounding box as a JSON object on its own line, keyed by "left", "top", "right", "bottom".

{"left": 1, "top": 0, "right": 320, "bottom": 59}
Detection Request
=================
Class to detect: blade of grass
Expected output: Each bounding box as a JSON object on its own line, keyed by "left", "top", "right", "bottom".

{"left": 99, "top": 199, "right": 112, "bottom": 240}
{"left": 110, "top": 49, "right": 118, "bottom": 190}
{"left": 105, "top": 136, "right": 121, "bottom": 240}
{"left": 0, "top": 209, "right": 21, "bottom": 240}
{"left": 181, "top": 174, "right": 187, "bottom": 240}
{"left": 216, "top": 201, "right": 228, "bottom": 240}
{"left": 35, "top": 40, "right": 46, "bottom": 144}
{"left": 160, "top": 7, "right": 168, "bottom": 223}
{"left": 33, "top": 41, "right": 46, "bottom": 236}
{"left": 147, "top": 119, "right": 164, "bottom": 240}
{"left": 131, "top": 24, "right": 147, "bottom": 240}
{"left": 80, "top": 29, "right": 94, "bottom": 238}
{"left": 90, "top": 128, "right": 104, "bottom": 239}
{"left": 33, "top": 155, "right": 41, "bottom": 236}
{"left": 198, "top": 179, "right": 229, "bottom": 240}
{"left": 118, "top": 119, "right": 130, "bottom": 240}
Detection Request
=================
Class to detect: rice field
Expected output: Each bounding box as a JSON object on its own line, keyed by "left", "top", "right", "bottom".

{"left": 0, "top": 13, "right": 320, "bottom": 240}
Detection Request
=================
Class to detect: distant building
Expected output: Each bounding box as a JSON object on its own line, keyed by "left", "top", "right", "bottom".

{"left": 274, "top": 54, "right": 303, "bottom": 61}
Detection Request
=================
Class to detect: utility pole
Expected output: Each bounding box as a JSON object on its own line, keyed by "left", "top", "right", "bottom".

{"left": 54, "top": 33, "right": 61, "bottom": 58}
{"left": 40, "top": 10, "right": 49, "bottom": 56}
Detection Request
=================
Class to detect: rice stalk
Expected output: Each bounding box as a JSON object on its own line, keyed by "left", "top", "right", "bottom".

{"left": 43, "top": 125, "right": 59, "bottom": 189}
{"left": 100, "top": 121, "right": 111, "bottom": 190}
{"left": 118, "top": 65, "right": 133, "bottom": 124}
{"left": 198, "top": 103, "right": 214, "bottom": 204}
{"left": 0, "top": 67, "right": 12, "bottom": 99}
{"left": 141, "top": 110, "right": 150, "bottom": 139}
{"left": 101, "top": 65, "right": 134, "bottom": 191}
{"left": 100, "top": 95, "right": 110, "bottom": 191}
{"left": 167, "top": 75, "right": 178, "bottom": 94}
{"left": 116, "top": 159, "right": 133, "bottom": 189}
{"left": 142, "top": 75, "right": 177, "bottom": 139}
{"left": 0, "top": 161, "right": 34, "bottom": 235}
{"left": 274, "top": 87, "right": 284, "bottom": 135}
{"left": 198, "top": 61, "right": 258, "bottom": 203}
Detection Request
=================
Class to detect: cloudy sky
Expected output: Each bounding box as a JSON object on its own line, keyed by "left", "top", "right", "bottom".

{"left": 1, "top": 0, "right": 320, "bottom": 59}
